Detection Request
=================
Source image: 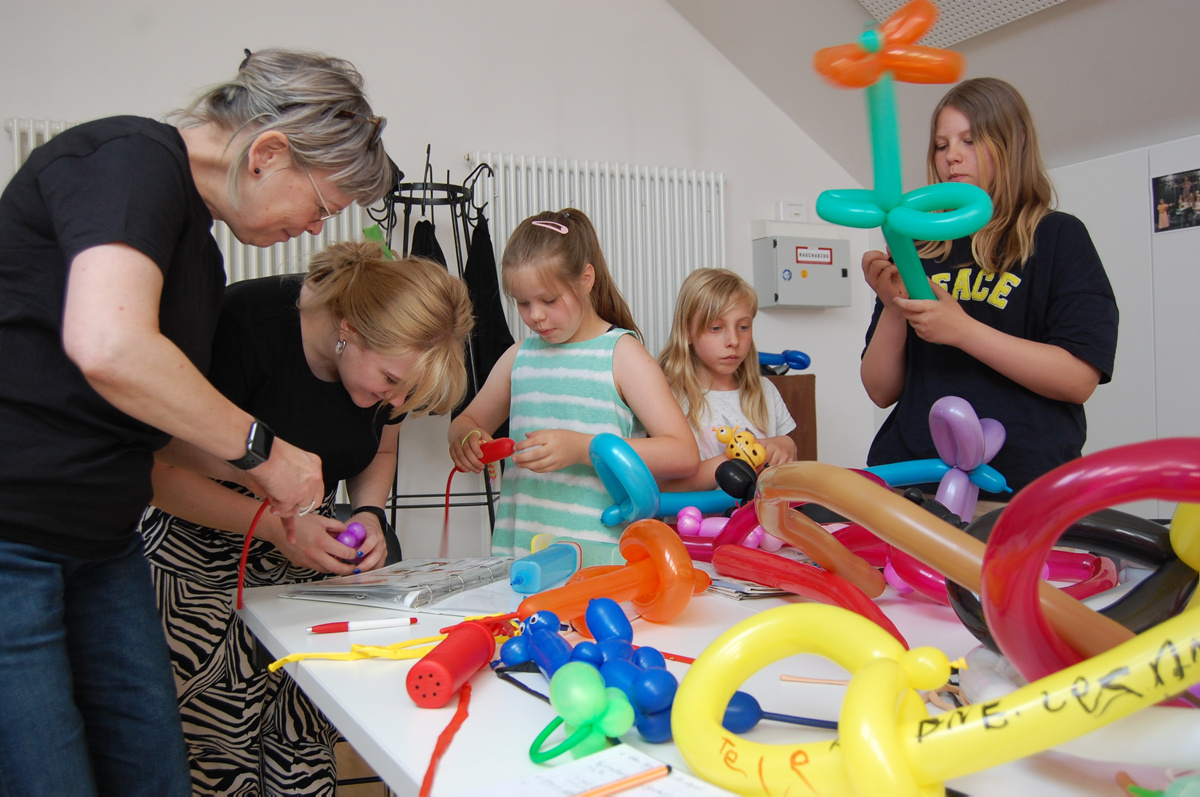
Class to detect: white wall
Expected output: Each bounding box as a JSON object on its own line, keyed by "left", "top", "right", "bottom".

{"left": 1052, "top": 134, "right": 1200, "bottom": 520}
{"left": 0, "top": 0, "right": 879, "bottom": 555}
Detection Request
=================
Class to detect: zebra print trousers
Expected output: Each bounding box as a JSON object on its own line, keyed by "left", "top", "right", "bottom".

{"left": 140, "top": 498, "right": 340, "bottom": 796}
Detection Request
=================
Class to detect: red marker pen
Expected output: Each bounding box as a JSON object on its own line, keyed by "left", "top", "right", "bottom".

{"left": 307, "top": 617, "right": 418, "bottom": 634}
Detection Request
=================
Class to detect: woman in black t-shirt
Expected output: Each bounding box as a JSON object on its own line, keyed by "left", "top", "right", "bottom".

{"left": 861, "top": 78, "right": 1118, "bottom": 502}
{"left": 141, "top": 241, "right": 473, "bottom": 795}
{"left": 0, "top": 50, "right": 391, "bottom": 795}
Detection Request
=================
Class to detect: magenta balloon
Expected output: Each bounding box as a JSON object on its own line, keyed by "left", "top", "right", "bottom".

{"left": 980, "top": 417, "right": 1006, "bottom": 463}
{"left": 888, "top": 547, "right": 949, "bottom": 605}
{"left": 710, "top": 502, "right": 760, "bottom": 549}
{"left": 832, "top": 525, "right": 889, "bottom": 568}
{"left": 934, "top": 466, "right": 977, "bottom": 521}
{"left": 929, "top": 396, "right": 985, "bottom": 469}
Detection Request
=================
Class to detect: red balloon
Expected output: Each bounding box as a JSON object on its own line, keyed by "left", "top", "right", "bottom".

{"left": 982, "top": 438, "right": 1200, "bottom": 683}
{"left": 711, "top": 545, "right": 908, "bottom": 648}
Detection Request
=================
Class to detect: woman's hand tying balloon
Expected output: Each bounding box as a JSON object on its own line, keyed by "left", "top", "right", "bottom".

{"left": 894, "top": 280, "right": 973, "bottom": 345}
{"left": 862, "top": 249, "right": 908, "bottom": 306}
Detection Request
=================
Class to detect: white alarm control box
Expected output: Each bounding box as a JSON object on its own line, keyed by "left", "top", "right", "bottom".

{"left": 752, "top": 235, "right": 851, "bottom": 307}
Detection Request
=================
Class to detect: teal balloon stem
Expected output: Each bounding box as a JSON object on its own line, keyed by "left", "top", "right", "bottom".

{"left": 883, "top": 223, "right": 935, "bottom": 300}
{"left": 867, "top": 75, "right": 902, "bottom": 210}
{"left": 870, "top": 73, "right": 934, "bottom": 300}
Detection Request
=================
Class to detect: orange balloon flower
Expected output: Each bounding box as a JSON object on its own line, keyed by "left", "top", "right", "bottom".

{"left": 813, "top": 0, "right": 963, "bottom": 88}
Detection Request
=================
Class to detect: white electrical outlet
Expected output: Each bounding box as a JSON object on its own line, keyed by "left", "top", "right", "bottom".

{"left": 777, "top": 201, "right": 808, "bottom": 223}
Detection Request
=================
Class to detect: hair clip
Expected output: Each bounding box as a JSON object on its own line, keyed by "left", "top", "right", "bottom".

{"left": 239, "top": 48, "right": 253, "bottom": 71}
{"left": 531, "top": 220, "right": 569, "bottom": 235}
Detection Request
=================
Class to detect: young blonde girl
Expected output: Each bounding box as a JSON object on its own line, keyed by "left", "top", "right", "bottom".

{"left": 657, "top": 268, "right": 797, "bottom": 492}
{"left": 860, "top": 77, "right": 1118, "bottom": 495}
{"left": 449, "top": 208, "right": 699, "bottom": 555}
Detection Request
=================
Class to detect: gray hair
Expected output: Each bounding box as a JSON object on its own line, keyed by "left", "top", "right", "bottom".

{"left": 170, "top": 48, "right": 393, "bottom": 205}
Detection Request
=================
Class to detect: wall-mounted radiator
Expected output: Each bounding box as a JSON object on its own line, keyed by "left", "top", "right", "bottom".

{"left": 6, "top": 117, "right": 365, "bottom": 284}
{"left": 469, "top": 151, "right": 725, "bottom": 357}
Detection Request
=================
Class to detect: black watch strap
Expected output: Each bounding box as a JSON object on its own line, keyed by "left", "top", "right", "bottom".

{"left": 350, "top": 505, "right": 391, "bottom": 532}
{"left": 229, "top": 419, "right": 275, "bottom": 470}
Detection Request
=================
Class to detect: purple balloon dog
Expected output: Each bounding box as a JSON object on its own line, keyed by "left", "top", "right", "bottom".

{"left": 928, "top": 396, "right": 1005, "bottom": 522}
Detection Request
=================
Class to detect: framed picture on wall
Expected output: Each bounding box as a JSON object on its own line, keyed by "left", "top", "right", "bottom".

{"left": 1151, "top": 169, "right": 1200, "bottom": 233}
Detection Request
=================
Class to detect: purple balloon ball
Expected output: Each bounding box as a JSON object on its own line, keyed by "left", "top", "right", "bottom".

{"left": 337, "top": 521, "right": 367, "bottom": 548}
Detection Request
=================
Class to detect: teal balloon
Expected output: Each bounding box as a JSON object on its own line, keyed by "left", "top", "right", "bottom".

{"left": 882, "top": 226, "right": 935, "bottom": 300}
{"left": 867, "top": 78, "right": 902, "bottom": 208}
{"left": 889, "top": 183, "right": 993, "bottom": 241}
{"left": 816, "top": 189, "right": 887, "bottom": 228}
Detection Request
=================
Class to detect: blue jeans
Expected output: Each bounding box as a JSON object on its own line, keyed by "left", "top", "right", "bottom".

{"left": 0, "top": 533, "right": 190, "bottom": 797}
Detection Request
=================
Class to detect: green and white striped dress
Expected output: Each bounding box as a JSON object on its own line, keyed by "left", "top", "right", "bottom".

{"left": 491, "top": 328, "right": 643, "bottom": 556}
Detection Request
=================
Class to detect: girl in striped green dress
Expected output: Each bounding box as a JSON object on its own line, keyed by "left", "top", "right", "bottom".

{"left": 449, "top": 208, "right": 700, "bottom": 556}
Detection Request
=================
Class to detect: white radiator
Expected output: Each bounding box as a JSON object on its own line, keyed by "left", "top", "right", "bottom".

{"left": 469, "top": 151, "right": 725, "bottom": 357}
{"left": 6, "top": 116, "right": 365, "bottom": 283}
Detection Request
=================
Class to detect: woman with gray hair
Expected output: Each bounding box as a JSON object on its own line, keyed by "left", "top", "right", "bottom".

{"left": 0, "top": 49, "right": 391, "bottom": 795}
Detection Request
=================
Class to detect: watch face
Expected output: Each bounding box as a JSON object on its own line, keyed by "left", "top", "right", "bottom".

{"left": 231, "top": 420, "right": 274, "bottom": 470}
{"left": 249, "top": 421, "right": 274, "bottom": 460}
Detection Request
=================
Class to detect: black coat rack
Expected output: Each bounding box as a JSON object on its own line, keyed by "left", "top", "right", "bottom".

{"left": 375, "top": 146, "right": 500, "bottom": 538}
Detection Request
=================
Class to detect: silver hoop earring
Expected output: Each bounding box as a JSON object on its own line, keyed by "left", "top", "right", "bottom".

{"left": 335, "top": 338, "right": 347, "bottom": 355}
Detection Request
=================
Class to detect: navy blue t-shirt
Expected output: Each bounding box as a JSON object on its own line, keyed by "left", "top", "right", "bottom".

{"left": 0, "top": 116, "right": 224, "bottom": 556}
{"left": 864, "top": 212, "right": 1118, "bottom": 494}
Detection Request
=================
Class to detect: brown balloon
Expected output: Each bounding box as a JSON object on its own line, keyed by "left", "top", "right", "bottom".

{"left": 754, "top": 462, "right": 1133, "bottom": 658}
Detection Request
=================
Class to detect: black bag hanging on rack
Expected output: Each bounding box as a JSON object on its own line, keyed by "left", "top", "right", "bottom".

{"left": 455, "top": 215, "right": 514, "bottom": 433}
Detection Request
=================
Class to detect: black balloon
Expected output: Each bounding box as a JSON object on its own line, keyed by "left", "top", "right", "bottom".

{"left": 715, "top": 459, "right": 758, "bottom": 503}
{"left": 945, "top": 507, "right": 1197, "bottom": 653}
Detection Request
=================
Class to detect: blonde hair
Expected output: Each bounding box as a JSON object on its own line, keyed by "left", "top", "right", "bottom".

{"left": 918, "top": 77, "right": 1055, "bottom": 274}
{"left": 500, "top": 208, "right": 640, "bottom": 339}
{"left": 303, "top": 241, "right": 474, "bottom": 418}
{"left": 171, "top": 48, "right": 393, "bottom": 205}
{"left": 657, "top": 268, "right": 767, "bottom": 432}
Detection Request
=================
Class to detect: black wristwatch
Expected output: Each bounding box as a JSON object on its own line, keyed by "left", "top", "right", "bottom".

{"left": 229, "top": 418, "right": 275, "bottom": 470}
{"left": 350, "top": 505, "right": 391, "bottom": 533}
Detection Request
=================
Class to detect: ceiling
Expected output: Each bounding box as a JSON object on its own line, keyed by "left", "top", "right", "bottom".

{"left": 665, "top": 0, "right": 1200, "bottom": 190}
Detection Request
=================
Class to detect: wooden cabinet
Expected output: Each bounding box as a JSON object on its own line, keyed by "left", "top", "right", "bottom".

{"left": 765, "top": 373, "right": 817, "bottom": 461}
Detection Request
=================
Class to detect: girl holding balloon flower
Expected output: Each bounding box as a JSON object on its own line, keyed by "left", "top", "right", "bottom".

{"left": 860, "top": 77, "right": 1118, "bottom": 497}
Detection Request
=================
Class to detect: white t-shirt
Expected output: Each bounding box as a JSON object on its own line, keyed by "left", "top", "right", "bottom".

{"left": 688, "top": 377, "right": 797, "bottom": 460}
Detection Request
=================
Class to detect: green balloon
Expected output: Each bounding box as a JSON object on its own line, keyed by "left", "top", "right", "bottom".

{"left": 597, "top": 688, "right": 636, "bottom": 737}
{"left": 549, "top": 662, "right": 607, "bottom": 727}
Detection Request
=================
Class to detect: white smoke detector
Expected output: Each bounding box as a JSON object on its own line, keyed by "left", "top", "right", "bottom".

{"left": 857, "top": 0, "right": 1068, "bottom": 48}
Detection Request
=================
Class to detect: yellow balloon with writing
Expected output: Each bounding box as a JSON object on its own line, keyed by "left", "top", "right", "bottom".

{"left": 672, "top": 602, "right": 1200, "bottom": 797}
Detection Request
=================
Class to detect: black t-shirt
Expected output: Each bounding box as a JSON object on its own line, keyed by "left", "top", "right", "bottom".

{"left": 210, "top": 276, "right": 403, "bottom": 495}
{"left": 0, "top": 116, "right": 224, "bottom": 556}
{"left": 864, "top": 212, "right": 1118, "bottom": 494}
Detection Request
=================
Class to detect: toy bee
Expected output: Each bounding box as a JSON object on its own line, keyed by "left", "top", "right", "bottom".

{"left": 713, "top": 425, "right": 766, "bottom": 469}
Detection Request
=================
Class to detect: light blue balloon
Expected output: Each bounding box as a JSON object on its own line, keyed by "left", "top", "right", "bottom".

{"left": 589, "top": 433, "right": 659, "bottom": 526}
{"left": 865, "top": 459, "right": 950, "bottom": 486}
{"left": 658, "top": 490, "right": 736, "bottom": 518}
{"left": 967, "top": 463, "right": 1012, "bottom": 494}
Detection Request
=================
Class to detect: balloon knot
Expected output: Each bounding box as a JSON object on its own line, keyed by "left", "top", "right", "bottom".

{"left": 859, "top": 29, "right": 884, "bottom": 54}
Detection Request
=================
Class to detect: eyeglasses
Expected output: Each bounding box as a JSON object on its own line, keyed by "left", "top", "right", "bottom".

{"left": 304, "top": 166, "right": 338, "bottom": 222}
{"left": 335, "top": 110, "right": 387, "bottom": 149}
